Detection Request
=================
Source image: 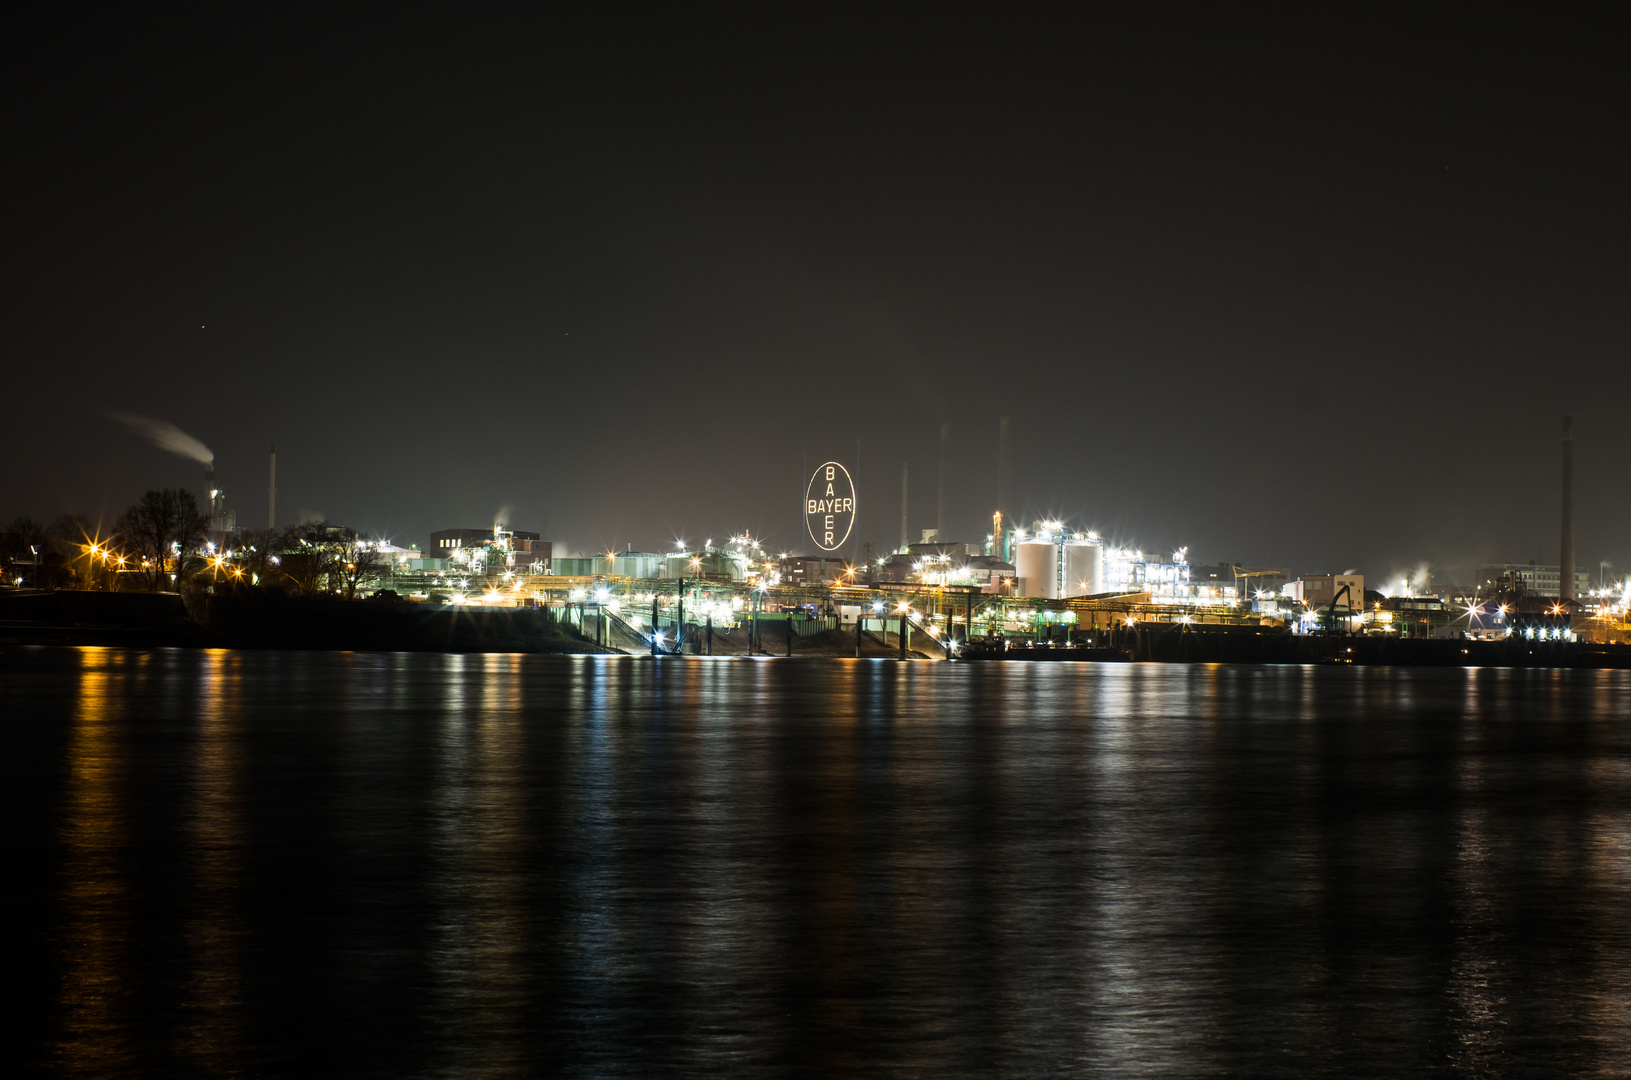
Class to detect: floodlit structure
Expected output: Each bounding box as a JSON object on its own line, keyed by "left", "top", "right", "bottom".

{"left": 1012, "top": 522, "right": 1105, "bottom": 599}
{"left": 431, "top": 526, "right": 550, "bottom": 574}
{"left": 1101, "top": 545, "right": 1193, "bottom": 603}
{"left": 1015, "top": 540, "right": 1060, "bottom": 599}
{"left": 203, "top": 458, "right": 236, "bottom": 536}
{"left": 1064, "top": 543, "right": 1103, "bottom": 598}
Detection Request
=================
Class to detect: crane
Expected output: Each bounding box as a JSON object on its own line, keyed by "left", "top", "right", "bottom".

{"left": 1321, "top": 583, "right": 1353, "bottom": 635}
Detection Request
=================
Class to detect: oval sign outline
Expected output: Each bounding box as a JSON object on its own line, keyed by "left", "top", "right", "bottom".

{"left": 805, "top": 461, "right": 856, "bottom": 553}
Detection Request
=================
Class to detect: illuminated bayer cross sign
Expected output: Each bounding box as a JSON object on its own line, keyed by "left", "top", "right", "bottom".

{"left": 805, "top": 461, "right": 856, "bottom": 552}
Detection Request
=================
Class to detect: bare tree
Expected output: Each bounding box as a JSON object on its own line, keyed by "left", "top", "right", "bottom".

{"left": 275, "top": 524, "right": 336, "bottom": 597}
{"left": 115, "top": 489, "right": 210, "bottom": 592}
{"left": 233, "top": 527, "right": 283, "bottom": 587}
{"left": 336, "top": 534, "right": 383, "bottom": 600}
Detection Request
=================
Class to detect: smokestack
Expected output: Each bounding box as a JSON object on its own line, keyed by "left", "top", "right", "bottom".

{"left": 997, "top": 415, "right": 1011, "bottom": 523}
{"left": 268, "top": 443, "right": 277, "bottom": 531}
{"left": 205, "top": 459, "right": 216, "bottom": 531}
{"left": 937, "top": 423, "right": 950, "bottom": 541}
{"left": 899, "top": 461, "right": 908, "bottom": 552}
{"left": 854, "top": 436, "right": 862, "bottom": 565}
{"left": 1560, "top": 417, "right": 1574, "bottom": 601}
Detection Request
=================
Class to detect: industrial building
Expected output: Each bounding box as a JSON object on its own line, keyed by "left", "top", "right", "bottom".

{"left": 429, "top": 527, "right": 551, "bottom": 574}
{"left": 1006, "top": 523, "right": 1104, "bottom": 599}
{"left": 1286, "top": 574, "right": 1365, "bottom": 609}
{"left": 960, "top": 555, "right": 1016, "bottom": 593}
{"left": 431, "top": 527, "right": 547, "bottom": 557}
{"left": 554, "top": 549, "right": 664, "bottom": 579}
{"left": 1190, "top": 562, "right": 1290, "bottom": 601}
{"left": 779, "top": 554, "right": 851, "bottom": 585}
{"left": 1475, "top": 562, "right": 1591, "bottom": 601}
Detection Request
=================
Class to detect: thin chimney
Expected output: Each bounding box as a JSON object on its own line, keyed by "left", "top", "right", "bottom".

{"left": 1560, "top": 417, "right": 1574, "bottom": 601}
{"left": 997, "top": 415, "right": 1011, "bottom": 524}
{"left": 937, "top": 423, "right": 950, "bottom": 541}
{"left": 899, "top": 461, "right": 908, "bottom": 553}
{"left": 268, "top": 442, "right": 277, "bottom": 531}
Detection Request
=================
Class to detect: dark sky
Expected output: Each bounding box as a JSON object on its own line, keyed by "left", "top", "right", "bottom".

{"left": 4, "top": 8, "right": 1626, "bottom": 586}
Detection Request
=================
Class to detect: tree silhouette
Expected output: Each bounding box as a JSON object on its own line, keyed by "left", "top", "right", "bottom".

{"left": 115, "top": 489, "right": 210, "bottom": 592}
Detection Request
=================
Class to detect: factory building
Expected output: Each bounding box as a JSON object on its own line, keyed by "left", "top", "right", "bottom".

{"left": 778, "top": 554, "right": 851, "bottom": 585}
{"left": 431, "top": 528, "right": 548, "bottom": 559}
{"left": 553, "top": 550, "right": 664, "bottom": 579}
{"left": 1003, "top": 521, "right": 1216, "bottom": 604}
{"left": 873, "top": 553, "right": 918, "bottom": 584}
{"left": 1100, "top": 545, "right": 1191, "bottom": 602}
{"left": 666, "top": 546, "right": 750, "bottom": 581}
{"left": 1190, "top": 562, "right": 1289, "bottom": 601}
{"left": 962, "top": 555, "right": 1016, "bottom": 593}
{"left": 1286, "top": 574, "right": 1365, "bottom": 609}
{"left": 1475, "top": 562, "right": 1590, "bottom": 601}
{"left": 430, "top": 527, "right": 550, "bottom": 574}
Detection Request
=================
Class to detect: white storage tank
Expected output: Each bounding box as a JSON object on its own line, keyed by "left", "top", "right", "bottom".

{"left": 1064, "top": 543, "right": 1103, "bottom": 598}
{"left": 1015, "top": 541, "right": 1060, "bottom": 599}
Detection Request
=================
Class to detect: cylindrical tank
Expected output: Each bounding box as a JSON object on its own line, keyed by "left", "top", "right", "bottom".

{"left": 1015, "top": 541, "right": 1060, "bottom": 599}
{"left": 1064, "top": 543, "right": 1103, "bottom": 598}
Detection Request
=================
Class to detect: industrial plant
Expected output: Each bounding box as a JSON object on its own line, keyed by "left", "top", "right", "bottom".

{"left": 6, "top": 415, "right": 1626, "bottom": 659}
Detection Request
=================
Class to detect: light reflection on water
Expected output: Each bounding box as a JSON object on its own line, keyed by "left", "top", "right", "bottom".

{"left": 2, "top": 650, "right": 1629, "bottom": 1077}
{"left": 53, "top": 648, "right": 134, "bottom": 1076}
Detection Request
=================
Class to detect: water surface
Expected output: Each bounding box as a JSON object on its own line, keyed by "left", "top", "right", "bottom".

{"left": 4, "top": 647, "right": 1630, "bottom": 1077}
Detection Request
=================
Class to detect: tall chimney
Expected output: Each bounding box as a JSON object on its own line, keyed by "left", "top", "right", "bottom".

{"left": 899, "top": 461, "right": 908, "bottom": 553}
{"left": 205, "top": 458, "right": 216, "bottom": 531}
{"left": 854, "top": 436, "right": 862, "bottom": 565}
{"left": 997, "top": 415, "right": 1011, "bottom": 524}
{"left": 937, "top": 423, "right": 950, "bottom": 541}
{"left": 268, "top": 442, "right": 277, "bottom": 531}
{"left": 1560, "top": 417, "right": 1574, "bottom": 601}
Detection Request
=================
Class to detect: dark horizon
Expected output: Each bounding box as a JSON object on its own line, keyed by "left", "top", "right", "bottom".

{"left": 4, "top": 10, "right": 1626, "bottom": 585}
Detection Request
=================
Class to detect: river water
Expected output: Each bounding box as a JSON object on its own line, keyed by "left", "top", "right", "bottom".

{"left": 3, "top": 647, "right": 1630, "bottom": 1077}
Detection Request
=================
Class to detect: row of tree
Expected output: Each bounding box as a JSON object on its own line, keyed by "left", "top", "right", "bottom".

{"left": 2, "top": 489, "right": 382, "bottom": 598}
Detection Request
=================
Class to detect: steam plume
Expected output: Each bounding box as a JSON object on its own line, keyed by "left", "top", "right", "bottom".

{"left": 114, "top": 413, "right": 214, "bottom": 464}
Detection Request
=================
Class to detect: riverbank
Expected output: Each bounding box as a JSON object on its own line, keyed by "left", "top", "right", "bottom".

{"left": 4, "top": 591, "right": 1628, "bottom": 666}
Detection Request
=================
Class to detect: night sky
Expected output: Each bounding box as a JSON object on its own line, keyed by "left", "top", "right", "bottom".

{"left": 5, "top": 9, "right": 1626, "bottom": 585}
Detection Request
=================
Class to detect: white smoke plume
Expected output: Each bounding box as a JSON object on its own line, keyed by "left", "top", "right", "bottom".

{"left": 1383, "top": 561, "right": 1434, "bottom": 598}
{"left": 114, "top": 413, "right": 214, "bottom": 464}
{"left": 494, "top": 503, "right": 513, "bottom": 529}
